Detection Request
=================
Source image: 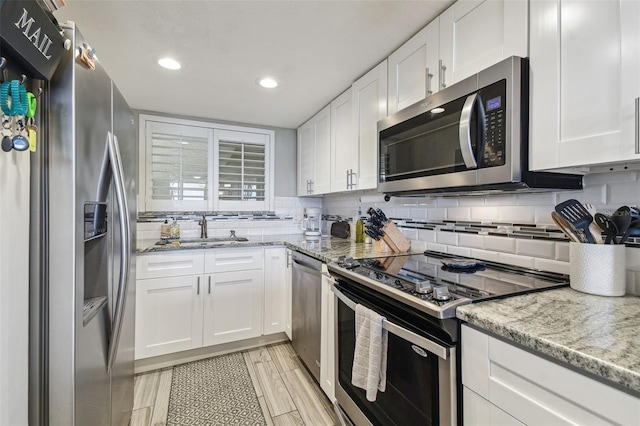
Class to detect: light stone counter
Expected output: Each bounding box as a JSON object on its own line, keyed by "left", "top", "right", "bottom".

{"left": 457, "top": 288, "right": 640, "bottom": 395}
{"left": 137, "top": 234, "right": 420, "bottom": 263}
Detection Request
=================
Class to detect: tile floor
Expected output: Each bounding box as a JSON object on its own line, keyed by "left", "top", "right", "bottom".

{"left": 131, "top": 342, "right": 338, "bottom": 426}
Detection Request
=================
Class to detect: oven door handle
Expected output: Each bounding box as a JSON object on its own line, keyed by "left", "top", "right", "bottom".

{"left": 459, "top": 92, "right": 484, "bottom": 169}
{"left": 332, "top": 287, "right": 450, "bottom": 360}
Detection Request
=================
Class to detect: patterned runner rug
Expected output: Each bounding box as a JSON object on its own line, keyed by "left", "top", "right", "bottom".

{"left": 167, "top": 352, "right": 267, "bottom": 426}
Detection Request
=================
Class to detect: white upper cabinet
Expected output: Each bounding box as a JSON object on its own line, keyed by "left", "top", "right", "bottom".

{"left": 529, "top": 0, "right": 640, "bottom": 171}
{"left": 297, "top": 105, "right": 331, "bottom": 196}
{"left": 438, "top": 0, "right": 528, "bottom": 88}
{"left": 330, "top": 88, "right": 357, "bottom": 192}
{"left": 388, "top": 20, "right": 440, "bottom": 115}
{"left": 353, "top": 60, "right": 388, "bottom": 190}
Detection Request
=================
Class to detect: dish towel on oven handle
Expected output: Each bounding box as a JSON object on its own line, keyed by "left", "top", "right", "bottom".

{"left": 351, "top": 303, "right": 388, "bottom": 402}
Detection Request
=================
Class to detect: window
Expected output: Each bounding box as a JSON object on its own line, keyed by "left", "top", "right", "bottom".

{"left": 139, "top": 115, "right": 274, "bottom": 212}
{"left": 214, "top": 129, "right": 271, "bottom": 211}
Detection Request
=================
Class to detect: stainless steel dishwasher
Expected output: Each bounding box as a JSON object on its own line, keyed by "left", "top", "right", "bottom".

{"left": 291, "top": 251, "right": 322, "bottom": 382}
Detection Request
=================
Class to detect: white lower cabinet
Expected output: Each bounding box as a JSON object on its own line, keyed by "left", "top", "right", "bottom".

{"left": 263, "top": 247, "right": 289, "bottom": 336}
{"left": 319, "top": 267, "right": 336, "bottom": 402}
{"left": 136, "top": 247, "right": 289, "bottom": 360}
{"left": 135, "top": 274, "right": 204, "bottom": 359}
{"left": 462, "top": 325, "right": 640, "bottom": 426}
{"left": 464, "top": 387, "right": 524, "bottom": 426}
{"left": 203, "top": 269, "right": 264, "bottom": 346}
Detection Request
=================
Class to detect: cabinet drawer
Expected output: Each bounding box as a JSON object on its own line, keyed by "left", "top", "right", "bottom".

{"left": 204, "top": 248, "right": 264, "bottom": 273}
{"left": 462, "top": 325, "right": 640, "bottom": 426}
{"left": 137, "top": 251, "right": 205, "bottom": 279}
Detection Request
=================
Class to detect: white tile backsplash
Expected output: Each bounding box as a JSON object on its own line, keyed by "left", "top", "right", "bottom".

{"left": 483, "top": 235, "right": 516, "bottom": 253}
{"left": 516, "top": 239, "right": 555, "bottom": 259}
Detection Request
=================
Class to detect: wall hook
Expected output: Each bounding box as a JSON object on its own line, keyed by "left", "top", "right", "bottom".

{"left": 21, "top": 75, "right": 27, "bottom": 85}
{"left": 0, "top": 57, "right": 7, "bottom": 82}
{"left": 37, "top": 88, "right": 43, "bottom": 98}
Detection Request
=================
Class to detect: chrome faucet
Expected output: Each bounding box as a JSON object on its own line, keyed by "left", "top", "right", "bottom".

{"left": 199, "top": 215, "right": 208, "bottom": 239}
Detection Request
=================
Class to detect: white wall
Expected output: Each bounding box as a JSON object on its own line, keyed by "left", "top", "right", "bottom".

{"left": 0, "top": 151, "right": 30, "bottom": 425}
{"left": 323, "top": 170, "right": 640, "bottom": 295}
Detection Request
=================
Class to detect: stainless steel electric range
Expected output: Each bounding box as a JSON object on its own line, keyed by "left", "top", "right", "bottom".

{"left": 328, "top": 250, "right": 569, "bottom": 426}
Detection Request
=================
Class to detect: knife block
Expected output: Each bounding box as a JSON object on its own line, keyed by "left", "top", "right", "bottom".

{"left": 373, "top": 238, "right": 394, "bottom": 253}
{"left": 380, "top": 222, "right": 411, "bottom": 253}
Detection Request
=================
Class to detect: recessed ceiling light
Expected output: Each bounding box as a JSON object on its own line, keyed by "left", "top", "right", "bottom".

{"left": 158, "top": 57, "right": 181, "bottom": 70}
{"left": 258, "top": 77, "right": 278, "bottom": 88}
{"left": 430, "top": 107, "right": 445, "bottom": 114}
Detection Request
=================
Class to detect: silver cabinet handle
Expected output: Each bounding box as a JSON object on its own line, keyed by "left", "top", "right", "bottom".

{"left": 426, "top": 67, "right": 433, "bottom": 96}
{"left": 309, "top": 179, "right": 314, "bottom": 194}
{"left": 346, "top": 169, "right": 350, "bottom": 189}
{"left": 105, "top": 132, "right": 131, "bottom": 372}
{"left": 197, "top": 276, "right": 200, "bottom": 295}
{"left": 636, "top": 98, "right": 640, "bottom": 154}
{"left": 439, "top": 60, "right": 447, "bottom": 89}
{"left": 459, "top": 93, "right": 482, "bottom": 169}
{"left": 208, "top": 276, "right": 211, "bottom": 294}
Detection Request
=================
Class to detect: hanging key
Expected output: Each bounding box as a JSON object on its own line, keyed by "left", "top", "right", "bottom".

{"left": 11, "top": 116, "right": 29, "bottom": 151}
{"left": 1, "top": 114, "right": 12, "bottom": 152}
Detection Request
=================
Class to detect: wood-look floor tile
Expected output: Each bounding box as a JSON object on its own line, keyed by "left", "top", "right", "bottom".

{"left": 133, "top": 372, "right": 160, "bottom": 409}
{"left": 254, "top": 360, "right": 296, "bottom": 417}
{"left": 281, "top": 369, "right": 335, "bottom": 426}
{"left": 257, "top": 396, "right": 275, "bottom": 426}
{"left": 243, "top": 352, "right": 264, "bottom": 398}
{"left": 130, "top": 406, "right": 152, "bottom": 426}
{"left": 150, "top": 369, "right": 172, "bottom": 426}
{"left": 311, "top": 385, "right": 339, "bottom": 425}
{"left": 268, "top": 343, "right": 298, "bottom": 373}
{"left": 272, "top": 411, "right": 305, "bottom": 426}
{"left": 248, "top": 346, "right": 272, "bottom": 363}
{"left": 292, "top": 355, "right": 315, "bottom": 383}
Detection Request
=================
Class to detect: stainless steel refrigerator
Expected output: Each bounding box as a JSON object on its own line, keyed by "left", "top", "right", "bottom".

{"left": 29, "top": 22, "right": 137, "bottom": 426}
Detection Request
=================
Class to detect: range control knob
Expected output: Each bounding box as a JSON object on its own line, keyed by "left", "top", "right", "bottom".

{"left": 415, "top": 281, "right": 432, "bottom": 294}
{"left": 432, "top": 286, "right": 452, "bottom": 301}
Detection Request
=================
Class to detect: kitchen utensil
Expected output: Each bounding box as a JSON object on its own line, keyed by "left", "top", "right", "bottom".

{"left": 594, "top": 213, "right": 618, "bottom": 245}
{"left": 554, "top": 199, "right": 595, "bottom": 243}
{"left": 583, "top": 203, "right": 604, "bottom": 244}
{"left": 619, "top": 218, "right": 640, "bottom": 244}
{"left": 551, "top": 211, "right": 584, "bottom": 243}
{"left": 611, "top": 206, "right": 631, "bottom": 244}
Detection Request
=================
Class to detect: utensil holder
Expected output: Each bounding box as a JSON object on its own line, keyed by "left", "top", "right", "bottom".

{"left": 569, "top": 242, "right": 626, "bottom": 296}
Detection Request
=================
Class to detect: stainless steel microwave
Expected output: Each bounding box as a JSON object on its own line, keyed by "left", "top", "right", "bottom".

{"left": 377, "top": 56, "right": 582, "bottom": 196}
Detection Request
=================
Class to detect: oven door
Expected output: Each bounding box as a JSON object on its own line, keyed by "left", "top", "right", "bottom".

{"left": 332, "top": 284, "right": 457, "bottom": 426}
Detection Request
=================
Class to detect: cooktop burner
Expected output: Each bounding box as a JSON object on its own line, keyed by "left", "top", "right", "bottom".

{"left": 328, "top": 250, "right": 569, "bottom": 319}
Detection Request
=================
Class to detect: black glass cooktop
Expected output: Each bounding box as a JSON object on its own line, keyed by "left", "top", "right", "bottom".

{"left": 329, "top": 250, "right": 569, "bottom": 319}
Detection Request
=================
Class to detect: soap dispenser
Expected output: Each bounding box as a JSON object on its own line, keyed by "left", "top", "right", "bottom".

{"left": 170, "top": 217, "right": 181, "bottom": 239}
{"left": 161, "top": 219, "right": 171, "bottom": 240}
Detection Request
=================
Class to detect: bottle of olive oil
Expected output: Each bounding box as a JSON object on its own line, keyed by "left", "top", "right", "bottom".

{"left": 355, "top": 208, "right": 365, "bottom": 243}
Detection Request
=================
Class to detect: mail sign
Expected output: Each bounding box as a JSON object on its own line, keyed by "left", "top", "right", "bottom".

{"left": 0, "top": 0, "right": 65, "bottom": 80}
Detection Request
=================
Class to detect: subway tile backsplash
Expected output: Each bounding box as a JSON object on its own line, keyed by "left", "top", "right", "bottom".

{"left": 322, "top": 170, "right": 640, "bottom": 295}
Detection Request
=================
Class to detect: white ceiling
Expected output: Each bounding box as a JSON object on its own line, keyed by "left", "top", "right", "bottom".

{"left": 54, "top": 1, "right": 453, "bottom": 129}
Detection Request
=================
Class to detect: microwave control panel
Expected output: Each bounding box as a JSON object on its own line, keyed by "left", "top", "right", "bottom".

{"left": 480, "top": 80, "right": 507, "bottom": 168}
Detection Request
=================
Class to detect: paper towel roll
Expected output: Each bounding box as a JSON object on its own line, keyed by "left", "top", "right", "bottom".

{"left": 569, "top": 242, "right": 626, "bottom": 296}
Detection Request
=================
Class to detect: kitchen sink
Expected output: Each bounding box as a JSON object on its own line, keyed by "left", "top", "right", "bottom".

{"left": 154, "top": 237, "right": 249, "bottom": 248}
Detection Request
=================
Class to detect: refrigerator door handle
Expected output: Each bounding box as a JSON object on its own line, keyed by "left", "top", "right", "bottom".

{"left": 106, "top": 131, "right": 132, "bottom": 372}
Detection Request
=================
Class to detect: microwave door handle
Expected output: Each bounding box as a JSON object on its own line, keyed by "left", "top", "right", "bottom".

{"left": 459, "top": 93, "right": 479, "bottom": 169}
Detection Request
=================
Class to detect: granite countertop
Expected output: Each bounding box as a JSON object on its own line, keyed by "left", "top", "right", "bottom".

{"left": 457, "top": 288, "right": 640, "bottom": 395}
{"left": 137, "top": 234, "right": 420, "bottom": 263}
